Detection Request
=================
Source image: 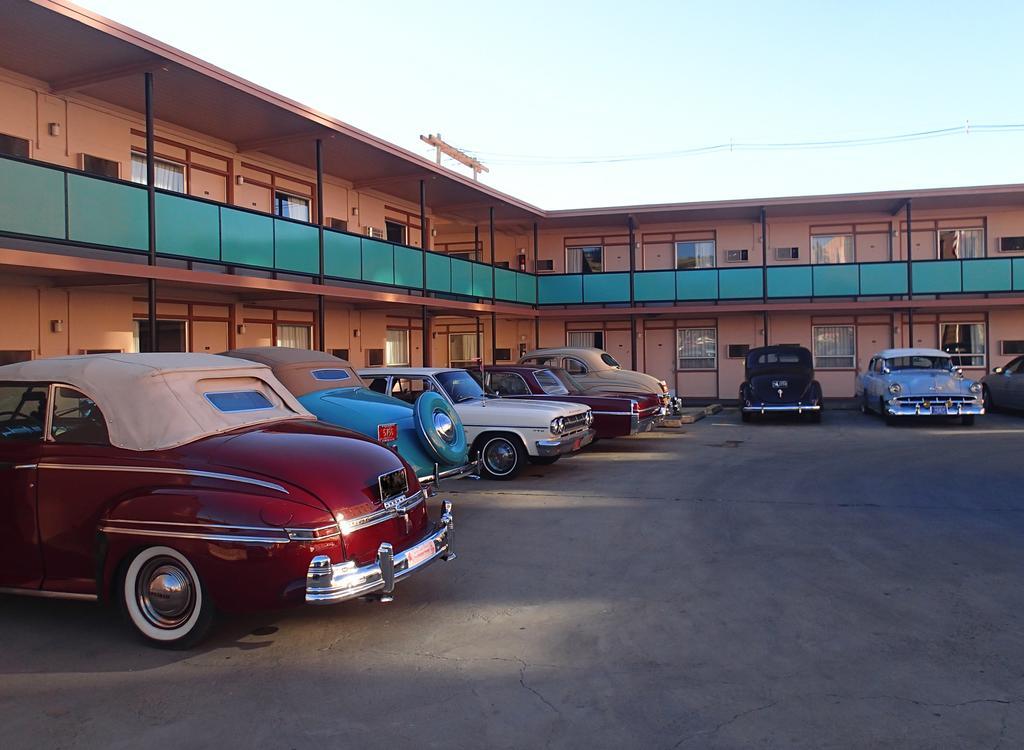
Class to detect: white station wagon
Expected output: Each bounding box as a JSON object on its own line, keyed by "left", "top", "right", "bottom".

{"left": 359, "top": 367, "right": 595, "bottom": 480}
{"left": 856, "top": 347, "right": 984, "bottom": 425}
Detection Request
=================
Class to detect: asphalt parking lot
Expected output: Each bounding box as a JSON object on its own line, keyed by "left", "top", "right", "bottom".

{"left": 2, "top": 409, "right": 1023, "bottom": 749}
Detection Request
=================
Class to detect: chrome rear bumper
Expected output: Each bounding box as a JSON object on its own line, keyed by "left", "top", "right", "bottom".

{"left": 742, "top": 404, "right": 822, "bottom": 414}
{"left": 305, "top": 500, "right": 455, "bottom": 604}
{"left": 418, "top": 459, "right": 480, "bottom": 495}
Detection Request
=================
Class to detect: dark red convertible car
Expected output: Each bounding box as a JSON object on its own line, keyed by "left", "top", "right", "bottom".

{"left": 476, "top": 365, "right": 665, "bottom": 438}
{"left": 0, "top": 353, "right": 454, "bottom": 647}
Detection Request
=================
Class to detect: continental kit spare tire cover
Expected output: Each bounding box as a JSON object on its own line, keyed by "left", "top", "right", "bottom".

{"left": 414, "top": 391, "right": 469, "bottom": 466}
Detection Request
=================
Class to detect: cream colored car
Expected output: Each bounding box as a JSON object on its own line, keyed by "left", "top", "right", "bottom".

{"left": 519, "top": 347, "right": 672, "bottom": 407}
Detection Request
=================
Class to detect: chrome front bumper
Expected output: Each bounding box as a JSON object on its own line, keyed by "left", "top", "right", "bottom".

{"left": 885, "top": 399, "right": 984, "bottom": 417}
{"left": 743, "top": 404, "right": 822, "bottom": 414}
{"left": 535, "top": 428, "right": 595, "bottom": 456}
{"left": 305, "top": 500, "right": 455, "bottom": 604}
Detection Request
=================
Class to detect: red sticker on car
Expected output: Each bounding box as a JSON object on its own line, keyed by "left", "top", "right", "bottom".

{"left": 377, "top": 423, "right": 398, "bottom": 443}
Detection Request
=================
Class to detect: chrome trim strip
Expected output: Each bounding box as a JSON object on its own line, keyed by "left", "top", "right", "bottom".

{"left": 743, "top": 405, "right": 822, "bottom": 413}
{"left": 37, "top": 464, "right": 289, "bottom": 495}
{"left": 0, "top": 587, "right": 97, "bottom": 601}
{"left": 590, "top": 410, "right": 633, "bottom": 416}
{"left": 14, "top": 463, "right": 38, "bottom": 470}
{"left": 99, "top": 526, "right": 289, "bottom": 545}
{"left": 340, "top": 491, "right": 425, "bottom": 534}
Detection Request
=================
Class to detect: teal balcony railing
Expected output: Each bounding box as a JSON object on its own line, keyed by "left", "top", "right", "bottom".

{"left": 2, "top": 154, "right": 1022, "bottom": 309}
{"left": 0, "top": 154, "right": 537, "bottom": 305}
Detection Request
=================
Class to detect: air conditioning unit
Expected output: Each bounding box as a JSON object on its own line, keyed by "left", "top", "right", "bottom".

{"left": 775, "top": 246, "right": 799, "bottom": 260}
{"left": 536, "top": 259, "right": 554, "bottom": 272}
{"left": 365, "top": 226, "right": 385, "bottom": 240}
{"left": 999, "top": 236, "right": 1024, "bottom": 253}
{"left": 725, "top": 249, "right": 749, "bottom": 263}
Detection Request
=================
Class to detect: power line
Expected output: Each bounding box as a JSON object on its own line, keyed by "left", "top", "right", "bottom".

{"left": 451, "top": 122, "right": 1024, "bottom": 166}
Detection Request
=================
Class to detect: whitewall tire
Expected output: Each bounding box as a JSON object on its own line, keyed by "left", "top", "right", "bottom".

{"left": 478, "top": 434, "right": 526, "bottom": 480}
{"left": 121, "top": 546, "right": 214, "bottom": 648}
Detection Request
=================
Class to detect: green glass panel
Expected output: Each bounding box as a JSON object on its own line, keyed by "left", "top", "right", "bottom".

{"left": 473, "top": 263, "right": 493, "bottom": 298}
{"left": 676, "top": 269, "right": 718, "bottom": 300}
{"left": 274, "top": 219, "right": 318, "bottom": 274}
{"left": 67, "top": 173, "right": 147, "bottom": 250}
{"left": 451, "top": 258, "right": 473, "bottom": 295}
{"left": 0, "top": 158, "right": 65, "bottom": 238}
{"left": 718, "top": 268, "right": 762, "bottom": 299}
{"left": 221, "top": 208, "right": 273, "bottom": 268}
{"left": 912, "top": 260, "right": 961, "bottom": 293}
{"left": 1015, "top": 259, "right": 1024, "bottom": 291}
{"left": 324, "top": 230, "right": 361, "bottom": 279}
{"left": 426, "top": 252, "right": 451, "bottom": 292}
{"left": 860, "top": 262, "right": 907, "bottom": 295}
{"left": 516, "top": 272, "right": 536, "bottom": 304}
{"left": 155, "top": 193, "right": 219, "bottom": 260}
{"left": 635, "top": 271, "right": 674, "bottom": 301}
{"left": 494, "top": 268, "right": 517, "bottom": 301}
{"left": 537, "top": 274, "right": 583, "bottom": 304}
{"left": 394, "top": 245, "right": 424, "bottom": 288}
{"left": 767, "top": 266, "right": 811, "bottom": 297}
{"left": 812, "top": 264, "right": 859, "bottom": 296}
{"left": 361, "top": 238, "right": 394, "bottom": 285}
{"left": 961, "top": 258, "right": 1011, "bottom": 292}
{"left": 583, "top": 272, "right": 630, "bottom": 303}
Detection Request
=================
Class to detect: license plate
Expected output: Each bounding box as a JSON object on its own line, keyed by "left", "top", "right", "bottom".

{"left": 771, "top": 380, "right": 788, "bottom": 389}
{"left": 573, "top": 438, "right": 582, "bottom": 450}
{"left": 405, "top": 539, "right": 435, "bottom": 568}
{"left": 377, "top": 423, "right": 398, "bottom": 443}
{"left": 931, "top": 405, "right": 947, "bottom": 415}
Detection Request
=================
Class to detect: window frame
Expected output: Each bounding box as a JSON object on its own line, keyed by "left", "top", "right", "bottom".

{"left": 130, "top": 152, "right": 187, "bottom": 194}
{"left": 448, "top": 332, "right": 479, "bottom": 368}
{"left": 132, "top": 319, "right": 188, "bottom": 353}
{"left": 203, "top": 389, "right": 276, "bottom": 414}
{"left": 565, "top": 245, "right": 604, "bottom": 274}
{"left": 939, "top": 321, "right": 987, "bottom": 368}
{"left": 812, "top": 324, "right": 856, "bottom": 369}
{"left": 937, "top": 227, "right": 985, "bottom": 259}
{"left": 0, "top": 132, "right": 31, "bottom": 159}
{"left": 47, "top": 384, "right": 111, "bottom": 446}
{"left": 675, "top": 240, "right": 717, "bottom": 270}
{"left": 275, "top": 324, "right": 313, "bottom": 350}
{"left": 385, "top": 328, "right": 411, "bottom": 366}
{"left": 810, "top": 234, "right": 855, "bottom": 265}
{"left": 273, "top": 190, "right": 311, "bottom": 222}
{"left": 384, "top": 219, "right": 407, "bottom": 245}
{"left": 566, "top": 330, "right": 604, "bottom": 349}
{"left": 676, "top": 327, "right": 718, "bottom": 371}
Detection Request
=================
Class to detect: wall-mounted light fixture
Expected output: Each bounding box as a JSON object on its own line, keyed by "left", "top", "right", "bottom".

{"left": 50, "top": 319, "right": 64, "bottom": 333}
{"left": 236, "top": 323, "right": 246, "bottom": 335}
{"left": 352, "top": 328, "right": 360, "bottom": 338}
{"left": 235, "top": 175, "right": 245, "bottom": 186}
{"left": 430, "top": 228, "right": 438, "bottom": 237}
{"left": 48, "top": 123, "right": 61, "bottom": 137}
{"left": 351, "top": 207, "right": 359, "bottom": 217}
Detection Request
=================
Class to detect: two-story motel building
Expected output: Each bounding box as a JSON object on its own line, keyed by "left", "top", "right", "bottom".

{"left": 2, "top": 1, "right": 1024, "bottom": 400}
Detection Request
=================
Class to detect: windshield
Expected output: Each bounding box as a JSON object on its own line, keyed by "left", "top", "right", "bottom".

{"left": 600, "top": 353, "right": 621, "bottom": 368}
{"left": 886, "top": 355, "right": 953, "bottom": 371}
{"left": 438, "top": 370, "right": 488, "bottom": 402}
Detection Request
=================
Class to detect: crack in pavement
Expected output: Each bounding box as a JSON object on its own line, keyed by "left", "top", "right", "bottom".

{"left": 671, "top": 700, "right": 779, "bottom": 748}
{"left": 516, "top": 658, "right": 560, "bottom": 715}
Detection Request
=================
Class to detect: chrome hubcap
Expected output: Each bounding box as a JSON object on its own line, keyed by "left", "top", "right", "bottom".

{"left": 433, "top": 410, "right": 456, "bottom": 444}
{"left": 137, "top": 558, "right": 195, "bottom": 629}
{"left": 484, "top": 439, "right": 516, "bottom": 474}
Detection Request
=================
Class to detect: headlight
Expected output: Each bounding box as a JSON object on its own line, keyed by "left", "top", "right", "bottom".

{"left": 969, "top": 382, "right": 982, "bottom": 394}
{"left": 550, "top": 417, "right": 563, "bottom": 435}
{"left": 888, "top": 383, "right": 902, "bottom": 395}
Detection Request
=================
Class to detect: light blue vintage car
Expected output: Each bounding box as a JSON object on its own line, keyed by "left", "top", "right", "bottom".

{"left": 856, "top": 347, "right": 984, "bottom": 425}
{"left": 223, "top": 347, "right": 474, "bottom": 489}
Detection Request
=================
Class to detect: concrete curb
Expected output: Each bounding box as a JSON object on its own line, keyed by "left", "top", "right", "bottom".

{"left": 661, "top": 403, "right": 722, "bottom": 426}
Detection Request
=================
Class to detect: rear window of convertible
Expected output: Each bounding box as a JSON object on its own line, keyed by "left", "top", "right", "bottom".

{"left": 311, "top": 368, "right": 351, "bottom": 381}
{"left": 204, "top": 390, "right": 275, "bottom": 412}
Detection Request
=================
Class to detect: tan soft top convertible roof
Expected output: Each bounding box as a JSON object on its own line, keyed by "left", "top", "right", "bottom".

{"left": 0, "top": 353, "right": 313, "bottom": 452}
{"left": 222, "top": 347, "right": 361, "bottom": 399}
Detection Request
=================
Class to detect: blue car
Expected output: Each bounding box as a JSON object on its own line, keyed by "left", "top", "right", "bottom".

{"left": 223, "top": 347, "right": 474, "bottom": 489}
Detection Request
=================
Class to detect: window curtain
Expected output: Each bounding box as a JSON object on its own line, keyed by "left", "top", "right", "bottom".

{"left": 449, "top": 333, "right": 478, "bottom": 367}
{"left": 130, "top": 154, "right": 185, "bottom": 193}
{"left": 275, "top": 193, "right": 310, "bottom": 222}
{"left": 677, "top": 328, "right": 717, "bottom": 369}
{"left": 940, "top": 323, "right": 985, "bottom": 367}
{"left": 567, "top": 331, "right": 599, "bottom": 348}
{"left": 811, "top": 235, "right": 853, "bottom": 265}
{"left": 385, "top": 330, "right": 410, "bottom": 366}
{"left": 276, "top": 324, "right": 311, "bottom": 349}
{"left": 940, "top": 229, "right": 983, "bottom": 259}
{"left": 566, "top": 246, "right": 602, "bottom": 274}
{"left": 813, "top": 325, "right": 855, "bottom": 368}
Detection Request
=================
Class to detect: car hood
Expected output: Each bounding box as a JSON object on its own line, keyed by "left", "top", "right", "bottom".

{"left": 454, "top": 397, "right": 588, "bottom": 426}
{"left": 184, "top": 420, "right": 416, "bottom": 517}
{"left": 890, "top": 371, "right": 975, "bottom": 395}
{"left": 748, "top": 372, "right": 815, "bottom": 403}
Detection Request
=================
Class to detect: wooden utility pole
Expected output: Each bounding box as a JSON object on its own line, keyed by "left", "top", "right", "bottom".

{"left": 420, "top": 133, "right": 489, "bottom": 181}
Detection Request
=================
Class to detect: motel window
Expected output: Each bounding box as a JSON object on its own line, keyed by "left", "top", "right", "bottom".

{"left": 938, "top": 228, "right": 984, "bottom": 259}
{"left": 940, "top": 323, "right": 986, "bottom": 367}
{"left": 385, "top": 220, "right": 407, "bottom": 245}
{"left": 676, "top": 328, "right": 717, "bottom": 370}
{"left": 276, "top": 324, "right": 312, "bottom": 350}
{"left": 567, "top": 331, "right": 604, "bottom": 349}
{"left": 133, "top": 320, "right": 187, "bottom": 353}
{"left": 810, "top": 234, "right": 854, "bottom": 265}
{"left": 130, "top": 153, "right": 186, "bottom": 193}
{"left": 0, "top": 133, "right": 31, "bottom": 159}
{"left": 385, "top": 329, "right": 410, "bottom": 366}
{"left": 274, "top": 192, "right": 310, "bottom": 222}
{"left": 566, "top": 246, "right": 603, "bottom": 274}
{"left": 676, "top": 241, "right": 716, "bottom": 270}
{"left": 449, "top": 333, "right": 479, "bottom": 368}
{"left": 813, "top": 325, "right": 856, "bottom": 368}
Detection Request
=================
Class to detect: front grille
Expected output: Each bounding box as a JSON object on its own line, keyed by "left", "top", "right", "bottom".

{"left": 895, "top": 395, "right": 975, "bottom": 405}
{"left": 562, "top": 412, "right": 589, "bottom": 433}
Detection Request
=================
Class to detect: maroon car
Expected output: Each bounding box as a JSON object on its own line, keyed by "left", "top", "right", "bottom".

{"left": 0, "top": 353, "right": 454, "bottom": 648}
{"left": 477, "top": 366, "right": 664, "bottom": 438}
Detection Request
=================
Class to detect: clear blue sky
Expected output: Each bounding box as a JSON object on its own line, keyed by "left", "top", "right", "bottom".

{"left": 81, "top": 0, "right": 1024, "bottom": 209}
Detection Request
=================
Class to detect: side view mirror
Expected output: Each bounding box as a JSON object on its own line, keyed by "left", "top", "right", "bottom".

{"left": 881, "top": 366, "right": 891, "bottom": 375}
{"left": 955, "top": 367, "right": 964, "bottom": 377}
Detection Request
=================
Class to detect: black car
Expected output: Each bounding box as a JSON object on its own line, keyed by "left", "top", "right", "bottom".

{"left": 740, "top": 346, "right": 823, "bottom": 423}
